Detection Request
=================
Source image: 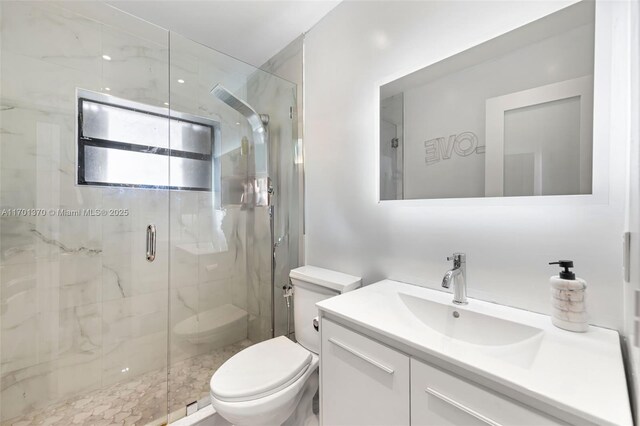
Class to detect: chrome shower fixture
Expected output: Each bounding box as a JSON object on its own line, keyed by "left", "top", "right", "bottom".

{"left": 210, "top": 84, "right": 269, "bottom": 134}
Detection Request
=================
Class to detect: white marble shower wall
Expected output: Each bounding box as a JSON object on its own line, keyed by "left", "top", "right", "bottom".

{"left": 0, "top": 2, "right": 171, "bottom": 422}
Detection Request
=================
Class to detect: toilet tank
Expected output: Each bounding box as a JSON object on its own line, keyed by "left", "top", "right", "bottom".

{"left": 290, "top": 265, "right": 361, "bottom": 354}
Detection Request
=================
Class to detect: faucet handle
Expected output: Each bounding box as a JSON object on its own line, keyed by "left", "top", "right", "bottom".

{"left": 447, "top": 253, "right": 466, "bottom": 263}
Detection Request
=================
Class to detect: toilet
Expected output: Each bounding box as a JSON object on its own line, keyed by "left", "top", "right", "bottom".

{"left": 209, "top": 265, "right": 362, "bottom": 426}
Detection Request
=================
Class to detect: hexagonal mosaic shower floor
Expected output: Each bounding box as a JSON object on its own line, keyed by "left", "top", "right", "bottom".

{"left": 3, "top": 340, "right": 252, "bottom": 426}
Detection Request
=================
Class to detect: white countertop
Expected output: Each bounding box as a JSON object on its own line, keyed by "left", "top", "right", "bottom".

{"left": 316, "top": 280, "right": 632, "bottom": 426}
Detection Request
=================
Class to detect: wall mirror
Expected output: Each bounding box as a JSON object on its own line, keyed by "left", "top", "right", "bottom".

{"left": 379, "top": 1, "right": 595, "bottom": 200}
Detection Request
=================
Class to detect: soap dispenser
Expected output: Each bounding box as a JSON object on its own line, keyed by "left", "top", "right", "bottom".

{"left": 549, "top": 260, "right": 588, "bottom": 332}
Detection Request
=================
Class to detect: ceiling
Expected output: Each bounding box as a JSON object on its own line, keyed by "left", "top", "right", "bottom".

{"left": 108, "top": 0, "right": 341, "bottom": 67}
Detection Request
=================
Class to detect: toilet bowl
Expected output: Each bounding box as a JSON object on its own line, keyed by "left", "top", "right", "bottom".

{"left": 209, "top": 266, "right": 361, "bottom": 426}
{"left": 210, "top": 336, "right": 319, "bottom": 426}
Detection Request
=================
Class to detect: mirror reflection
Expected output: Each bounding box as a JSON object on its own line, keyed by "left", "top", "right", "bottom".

{"left": 379, "top": 1, "right": 595, "bottom": 200}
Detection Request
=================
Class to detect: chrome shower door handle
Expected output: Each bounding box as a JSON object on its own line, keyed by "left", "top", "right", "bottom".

{"left": 146, "top": 224, "right": 156, "bottom": 262}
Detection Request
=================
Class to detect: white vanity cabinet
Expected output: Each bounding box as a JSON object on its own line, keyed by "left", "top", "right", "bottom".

{"left": 320, "top": 319, "right": 566, "bottom": 426}
{"left": 320, "top": 319, "right": 410, "bottom": 426}
{"left": 410, "top": 359, "right": 566, "bottom": 426}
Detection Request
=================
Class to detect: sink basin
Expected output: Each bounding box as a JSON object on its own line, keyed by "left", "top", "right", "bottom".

{"left": 399, "top": 293, "right": 543, "bottom": 346}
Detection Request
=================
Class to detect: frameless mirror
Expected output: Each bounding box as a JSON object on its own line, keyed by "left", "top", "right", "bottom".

{"left": 379, "top": 1, "right": 595, "bottom": 200}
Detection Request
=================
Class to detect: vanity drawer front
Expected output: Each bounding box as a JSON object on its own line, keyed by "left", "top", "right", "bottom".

{"left": 321, "top": 318, "right": 410, "bottom": 426}
{"left": 410, "top": 358, "right": 565, "bottom": 426}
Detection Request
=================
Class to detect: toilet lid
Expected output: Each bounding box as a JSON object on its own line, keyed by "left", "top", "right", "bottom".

{"left": 210, "top": 336, "right": 312, "bottom": 402}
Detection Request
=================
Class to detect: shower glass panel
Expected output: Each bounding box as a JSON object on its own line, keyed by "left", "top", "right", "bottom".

{"left": 167, "top": 33, "right": 299, "bottom": 422}
{"left": 246, "top": 70, "right": 300, "bottom": 340}
{"left": 0, "top": 3, "right": 300, "bottom": 425}
{"left": 0, "top": 2, "right": 170, "bottom": 425}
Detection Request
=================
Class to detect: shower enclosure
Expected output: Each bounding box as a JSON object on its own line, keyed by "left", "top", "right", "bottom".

{"left": 0, "top": 2, "right": 300, "bottom": 425}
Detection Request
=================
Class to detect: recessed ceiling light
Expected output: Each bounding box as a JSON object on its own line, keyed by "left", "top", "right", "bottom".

{"left": 102, "top": 54, "right": 111, "bottom": 61}
{"left": 177, "top": 79, "right": 185, "bottom": 84}
{"left": 164, "top": 102, "right": 169, "bottom": 106}
{"left": 104, "top": 87, "right": 111, "bottom": 91}
{"left": 236, "top": 122, "right": 240, "bottom": 125}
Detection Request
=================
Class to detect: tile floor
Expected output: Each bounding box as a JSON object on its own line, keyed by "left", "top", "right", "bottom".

{"left": 3, "top": 340, "right": 252, "bottom": 426}
{"left": 168, "top": 341, "right": 252, "bottom": 415}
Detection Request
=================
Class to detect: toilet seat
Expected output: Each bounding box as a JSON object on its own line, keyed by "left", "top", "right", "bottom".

{"left": 210, "top": 336, "right": 313, "bottom": 402}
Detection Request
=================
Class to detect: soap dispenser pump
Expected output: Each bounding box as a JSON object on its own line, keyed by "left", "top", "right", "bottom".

{"left": 549, "top": 260, "right": 588, "bottom": 332}
{"left": 549, "top": 260, "right": 576, "bottom": 280}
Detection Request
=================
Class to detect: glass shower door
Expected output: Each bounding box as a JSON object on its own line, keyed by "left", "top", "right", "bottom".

{"left": 0, "top": 2, "right": 171, "bottom": 425}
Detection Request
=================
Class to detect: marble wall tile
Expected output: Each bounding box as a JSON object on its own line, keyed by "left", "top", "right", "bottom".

{"left": 101, "top": 240, "right": 133, "bottom": 302}
{"left": 58, "top": 253, "right": 102, "bottom": 291}
{"left": 1, "top": 301, "right": 105, "bottom": 420}
{"left": 53, "top": 355, "right": 103, "bottom": 405}
{"left": 1, "top": 256, "right": 104, "bottom": 376}
{"left": 1, "top": 312, "right": 40, "bottom": 376}
{"left": 0, "top": 219, "right": 39, "bottom": 267}
{"left": 58, "top": 272, "right": 102, "bottom": 311}
{"left": 1, "top": 51, "right": 102, "bottom": 112}
{"left": 0, "top": 2, "right": 103, "bottom": 75}
{"left": 169, "top": 285, "right": 199, "bottom": 363}
{"left": 0, "top": 359, "right": 58, "bottom": 421}
{"left": 102, "top": 290, "right": 168, "bottom": 351}
{"left": 57, "top": 303, "right": 102, "bottom": 360}
{"left": 170, "top": 248, "right": 199, "bottom": 290}
{"left": 197, "top": 279, "right": 232, "bottom": 311}
{"left": 230, "top": 209, "right": 248, "bottom": 312}
{"left": 101, "top": 331, "right": 168, "bottom": 388}
{"left": 198, "top": 250, "right": 235, "bottom": 283}
{"left": 170, "top": 286, "right": 199, "bottom": 326}
{"left": 100, "top": 28, "right": 169, "bottom": 106}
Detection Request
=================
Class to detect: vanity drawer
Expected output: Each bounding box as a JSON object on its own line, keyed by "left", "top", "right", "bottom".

{"left": 321, "top": 318, "right": 410, "bottom": 426}
{"left": 411, "top": 358, "right": 566, "bottom": 426}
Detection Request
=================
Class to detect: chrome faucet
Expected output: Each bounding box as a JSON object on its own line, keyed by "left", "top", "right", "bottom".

{"left": 442, "top": 253, "right": 468, "bottom": 305}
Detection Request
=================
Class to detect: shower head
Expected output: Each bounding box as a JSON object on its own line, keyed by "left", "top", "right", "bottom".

{"left": 210, "top": 84, "right": 267, "bottom": 134}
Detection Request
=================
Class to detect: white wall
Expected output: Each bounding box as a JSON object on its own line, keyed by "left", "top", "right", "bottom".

{"left": 304, "top": 0, "right": 633, "bottom": 330}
